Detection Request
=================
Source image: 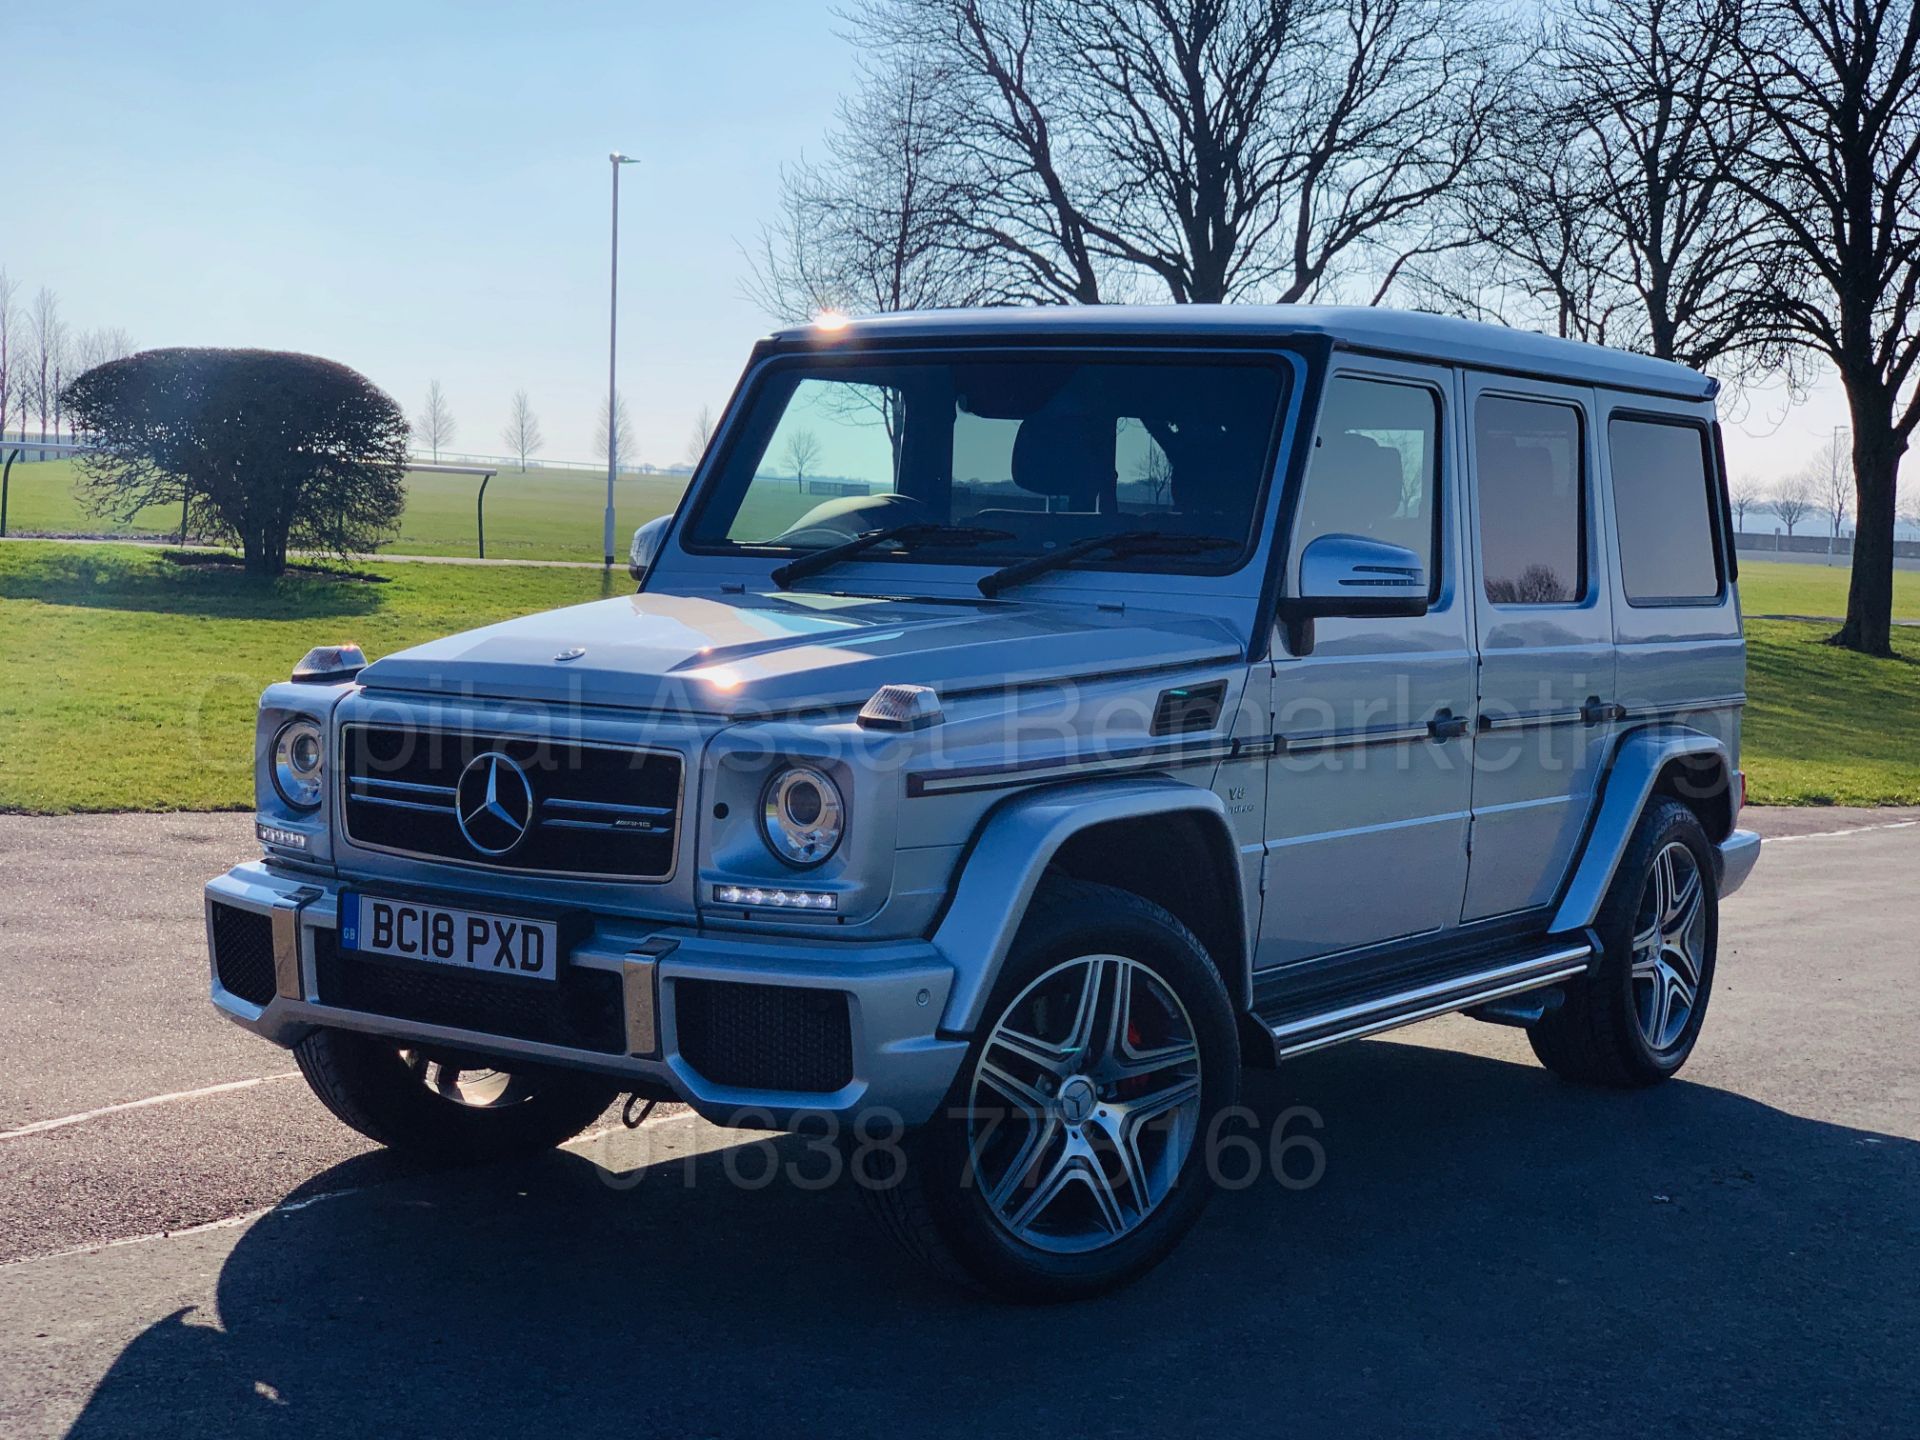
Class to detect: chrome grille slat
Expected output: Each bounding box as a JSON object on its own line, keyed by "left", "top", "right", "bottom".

{"left": 541, "top": 796, "right": 674, "bottom": 818}
{"left": 540, "top": 816, "right": 667, "bottom": 833}
{"left": 351, "top": 793, "right": 455, "bottom": 815}
{"left": 350, "top": 777, "right": 457, "bottom": 798}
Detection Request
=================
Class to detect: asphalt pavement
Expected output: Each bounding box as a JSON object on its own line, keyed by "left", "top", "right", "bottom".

{"left": 1, "top": 807, "right": 1916, "bottom": 1437}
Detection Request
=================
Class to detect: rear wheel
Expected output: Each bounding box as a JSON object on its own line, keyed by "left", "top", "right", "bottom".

{"left": 865, "top": 879, "right": 1239, "bottom": 1302}
{"left": 1529, "top": 799, "right": 1718, "bottom": 1087}
{"left": 293, "top": 1027, "right": 618, "bottom": 1161}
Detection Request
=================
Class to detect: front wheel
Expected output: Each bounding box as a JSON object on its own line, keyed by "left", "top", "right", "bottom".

{"left": 1530, "top": 799, "right": 1719, "bottom": 1087}
{"left": 293, "top": 1027, "right": 619, "bottom": 1161}
{"left": 865, "top": 878, "right": 1240, "bottom": 1302}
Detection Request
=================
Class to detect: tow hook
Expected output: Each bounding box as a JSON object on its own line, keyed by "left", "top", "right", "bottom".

{"left": 622, "top": 1094, "right": 657, "bottom": 1130}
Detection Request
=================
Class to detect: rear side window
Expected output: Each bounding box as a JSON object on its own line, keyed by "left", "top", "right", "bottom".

{"left": 1608, "top": 416, "right": 1722, "bottom": 603}
{"left": 1475, "top": 396, "right": 1585, "bottom": 605}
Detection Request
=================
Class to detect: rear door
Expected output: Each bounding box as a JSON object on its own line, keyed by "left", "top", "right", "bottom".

{"left": 1462, "top": 378, "right": 1617, "bottom": 921}
{"left": 1258, "top": 362, "right": 1475, "bottom": 966}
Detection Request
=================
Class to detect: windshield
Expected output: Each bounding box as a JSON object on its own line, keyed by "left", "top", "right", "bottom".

{"left": 684, "top": 353, "right": 1289, "bottom": 577}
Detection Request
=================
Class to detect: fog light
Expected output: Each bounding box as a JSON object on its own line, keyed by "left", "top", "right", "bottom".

{"left": 714, "top": 884, "right": 837, "bottom": 912}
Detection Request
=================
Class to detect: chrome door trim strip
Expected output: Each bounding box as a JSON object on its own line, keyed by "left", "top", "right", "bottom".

{"left": 1276, "top": 723, "right": 1432, "bottom": 754}
{"left": 906, "top": 737, "right": 1239, "bottom": 797}
{"left": 1616, "top": 696, "right": 1746, "bottom": 722}
{"left": 1477, "top": 709, "right": 1587, "bottom": 733}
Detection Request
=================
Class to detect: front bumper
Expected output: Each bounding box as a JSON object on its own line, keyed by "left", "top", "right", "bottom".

{"left": 205, "top": 863, "right": 966, "bottom": 1129}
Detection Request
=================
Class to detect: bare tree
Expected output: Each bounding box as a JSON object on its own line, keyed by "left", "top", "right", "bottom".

{"left": 501, "top": 389, "right": 543, "bottom": 471}
{"left": 1809, "top": 432, "right": 1854, "bottom": 559}
{"left": 415, "top": 379, "right": 455, "bottom": 461}
{"left": 594, "top": 393, "right": 635, "bottom": 474}
{"left": 1769, "top": 471, "right": 1816, "bottom": 538}
{"left": 0, "top": 269, "right": 17, "bottom": 444}
{"left": 73, "top": 327, "right": 135, "bottom": 373}
{"left": 1723, "top": 0, "right": 1920, "bottom": 654}
{"left": 1729, "top": 474, "right": 1767, "bottom": 533}
{"left": 749, "top": 55, "right": 1002, "bottom": 320}
{"left": 784, "top": 428, "right": 823, "bottom": 492}
{"left": 686, "top": 405, "right": 718, "bottom": 466}
{"left": 27, "top": 287, "right": 63, "bottom": 450}
{"left": 835, "top": 0, "right": 1516, "bottom": 307}
{"left": 1451, "top": 0, "right": 1786, "bottom": 377}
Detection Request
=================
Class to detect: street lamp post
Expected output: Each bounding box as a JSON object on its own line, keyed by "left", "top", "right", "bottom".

{"left": 605, "top": 151, "right": 640, "bottom": 568}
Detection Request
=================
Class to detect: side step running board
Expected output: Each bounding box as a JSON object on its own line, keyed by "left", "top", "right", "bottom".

{"left": 1266, "top": 941, "right": 1594, "bottom": 1060}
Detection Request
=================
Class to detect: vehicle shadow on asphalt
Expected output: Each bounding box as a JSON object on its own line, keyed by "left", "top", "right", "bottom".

{"left": 64, "top": 1041, "right": 1919, "bottom": 1439}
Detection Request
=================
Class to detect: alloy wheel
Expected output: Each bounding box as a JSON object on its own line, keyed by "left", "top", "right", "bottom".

{"left": 1632, "top": 841, "right": 1707, "bottom": 1052}
{"left": 967, "top": 954, "right": 1203, "bottom": 1254}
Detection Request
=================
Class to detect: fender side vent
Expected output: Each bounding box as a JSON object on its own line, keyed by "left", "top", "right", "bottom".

{"left": 1151, "top": 680, "right": 1227, "bottom": 737}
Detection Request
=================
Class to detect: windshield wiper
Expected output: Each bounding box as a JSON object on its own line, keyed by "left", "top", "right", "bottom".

{"left": 769, "top": 522, "right": 1013, "bottom": 589}
{"left": 976, "top": 530, "right": 1240, "bottom": 597}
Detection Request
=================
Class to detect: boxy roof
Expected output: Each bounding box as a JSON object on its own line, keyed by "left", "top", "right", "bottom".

{"left": 768, "top": 304, "right": 1717, "bottom": 403}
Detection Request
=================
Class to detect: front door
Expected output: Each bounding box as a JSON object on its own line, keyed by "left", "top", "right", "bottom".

{"left": 1257, "top": 364, "right": 1475, "bottom": 967}
{"left": 1462, "top": 378, "right": 1617, "bottom": 921}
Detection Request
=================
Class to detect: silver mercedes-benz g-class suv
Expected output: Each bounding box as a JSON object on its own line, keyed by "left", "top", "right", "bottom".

{"left": 206, "top": 306, "right": 1760, "bottom": 1300}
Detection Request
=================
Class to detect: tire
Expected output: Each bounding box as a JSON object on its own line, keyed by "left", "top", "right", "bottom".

{"left": 1529, "top": 799, "right": 1718, "bottom": 1087}
{"left": 864, "top": 877, "right": 1240, "bottom": 1302}
{"left": 293, "top": 1027, "right": 619, "bottom": 1161}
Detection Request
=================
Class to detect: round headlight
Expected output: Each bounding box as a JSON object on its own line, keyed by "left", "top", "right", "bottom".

{"left": 272, "top": 718, "right": 325, "bottom": 812}
{"left": 761, "top": 765, "right": 844, "bottom": 867}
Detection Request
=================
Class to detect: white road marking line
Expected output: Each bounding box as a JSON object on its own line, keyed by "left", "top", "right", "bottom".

{"left": 1764, "top": 820, "right": 1918, "bottom": 844}
{"left": 0, "top": 1108, "right": 707, "bottom": 1269}
{"left": 1, "top": 1185, "right": 368, "bottom": 1269}
{"left": 0, "top": 1072, "right": 303, "bottom": 1141}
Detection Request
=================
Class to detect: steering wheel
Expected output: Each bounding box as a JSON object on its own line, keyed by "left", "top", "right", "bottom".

{"left": 772, "top": 493, "right": 932, "bottom": 548}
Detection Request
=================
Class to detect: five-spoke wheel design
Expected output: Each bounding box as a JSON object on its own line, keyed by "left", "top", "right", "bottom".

{"left": 967, "top": 954, "right": 1203, "bottom": 1254}
{"left": 1631, "top": 841, "right": 1706, "bottom": 1052}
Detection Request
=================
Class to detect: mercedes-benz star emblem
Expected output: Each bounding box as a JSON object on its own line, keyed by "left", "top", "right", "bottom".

{"left": 454, "top": 752, "right": 535, "bottom": 856}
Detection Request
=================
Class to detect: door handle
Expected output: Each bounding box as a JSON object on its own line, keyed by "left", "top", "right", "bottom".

{"left": 1581, "top": 696, "right": 1625, "bottom": 726}
{"left": 1428, "top": 709, "right": 1470, "bottom": 742}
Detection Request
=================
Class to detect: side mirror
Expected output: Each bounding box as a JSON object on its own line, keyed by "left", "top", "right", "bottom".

{"left": 628, "top": 516, "right": 670, "bottom": 586}
{"left": 1282, "top": 534, "right": 1429, "bottom": 620}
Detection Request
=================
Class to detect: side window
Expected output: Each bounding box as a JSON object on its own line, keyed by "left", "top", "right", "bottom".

{"left": 1475, "top": 396, "right": 1585, "bottom": 605}
{"left": 1292, "top": 376, "right": 1442, "bottom": 597}
{"left": 1608, "top": 416, "right": 1723, "bottom": 603}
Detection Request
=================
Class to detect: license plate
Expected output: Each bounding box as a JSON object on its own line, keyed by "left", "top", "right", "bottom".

{"left": 340, "top": 893, "right": 560, "bottom": 982}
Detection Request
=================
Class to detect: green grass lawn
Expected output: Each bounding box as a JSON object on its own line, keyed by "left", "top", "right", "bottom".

{"left": 1741, "top": 618, "right": 1920, "bottom": 805}
{"left": 0, "top": 458, "right": 692, "bottom": 562}
{"left": 0, "top": 544, "right": 619, "bottom": 812}
{"left": 1, "top": 540, "right": 1915, "bottom": 812}
{"left": 1737, "top": 557, "right": 1920, "bottom": 622}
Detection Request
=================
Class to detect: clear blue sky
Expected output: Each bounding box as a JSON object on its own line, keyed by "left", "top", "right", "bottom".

{"left": 1, "top": 0, "right": 1854, "bottom": 490}
{"left": 1, "top": 0, "right": 859, "bottom": 468}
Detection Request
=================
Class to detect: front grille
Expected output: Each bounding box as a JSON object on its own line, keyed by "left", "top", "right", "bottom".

{"left": 210, "top": 902, "right": 277, "bottom": 1006}
{"left": 674, "top": 980, "right": 854, "bottom": 1093}
{"left": 312, "top": 931, "right": 626, "bottom": 1054}
{"left": 342, "top": 723, "right": 682, "bottom": 881}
